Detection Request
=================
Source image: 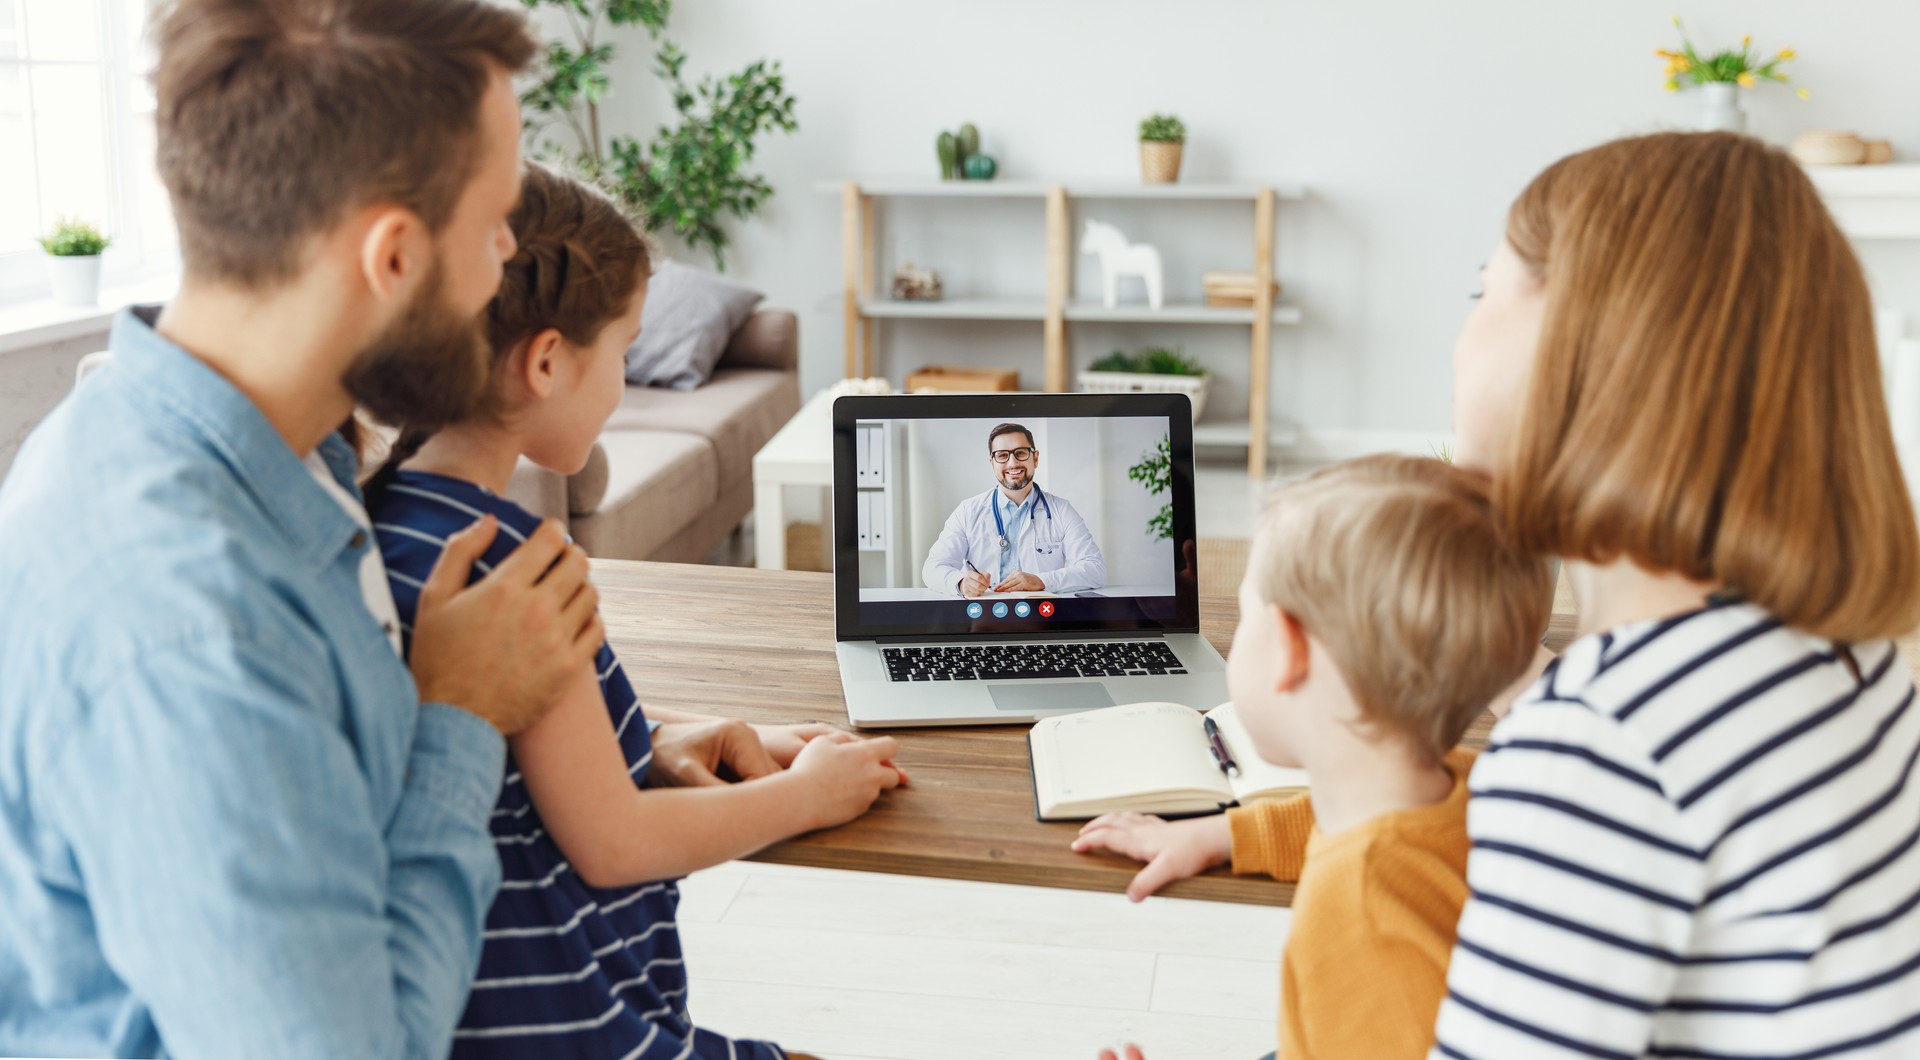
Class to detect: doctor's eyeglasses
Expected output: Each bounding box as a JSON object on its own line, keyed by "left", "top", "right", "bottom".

{"left": 989, "top": 447, "right": 1037, "bottom": 463}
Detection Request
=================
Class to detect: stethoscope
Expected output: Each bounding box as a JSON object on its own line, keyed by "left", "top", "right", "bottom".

{"left": 990, "top": 483, "right": 1058, "bottom": 554}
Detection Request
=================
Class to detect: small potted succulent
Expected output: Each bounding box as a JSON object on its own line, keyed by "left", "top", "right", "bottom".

{"left": 1080, "top": 346, "right": 1209, "bottom": 419}
{"left": 1138, "top": 114, "right": 1186, "bottom": 184}
{"left": 38, "top": 217, "right": 111, "bottom": 307}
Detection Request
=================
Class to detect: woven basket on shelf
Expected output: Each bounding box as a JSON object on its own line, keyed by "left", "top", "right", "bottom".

{"left": 1077, "top": 370, "right": 1208, "bottom": 420}
{"left": 1139, "top": 141, "right": 1183, "bottom": 184}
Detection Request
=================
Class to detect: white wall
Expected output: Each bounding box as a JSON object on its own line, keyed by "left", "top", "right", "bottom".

{"left": 590, "top": 0, "right": 1920, "bottom": 441}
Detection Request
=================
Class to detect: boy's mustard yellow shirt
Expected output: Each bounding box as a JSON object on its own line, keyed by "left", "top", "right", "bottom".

{"left": 1227, "top": 749, "right": 1475, "bottom": 1060}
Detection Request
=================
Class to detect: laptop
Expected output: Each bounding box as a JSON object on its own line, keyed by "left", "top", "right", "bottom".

{"left": 832, "top": 391, "right": 1229, "bottom": 727}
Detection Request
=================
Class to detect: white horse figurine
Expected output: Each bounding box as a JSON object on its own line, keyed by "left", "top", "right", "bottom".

{"left": 1080, "top": 219, "right": 1163, "bottom": 310}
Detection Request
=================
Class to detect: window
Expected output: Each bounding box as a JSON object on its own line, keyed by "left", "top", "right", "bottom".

{"left": 0, "top": 0, "right": 173, "bottom": 304}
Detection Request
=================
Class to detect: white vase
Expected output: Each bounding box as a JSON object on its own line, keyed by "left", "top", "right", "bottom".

{"left": 46, "top": 255, "right": 103, "bottom": 307}
{"left": 1692, "top": 82, "right": 1746, "bottom": 134}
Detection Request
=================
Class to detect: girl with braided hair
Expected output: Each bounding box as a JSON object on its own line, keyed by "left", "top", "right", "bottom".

{"left": 368, "top": 164, "right": 899, "bottom": 1060}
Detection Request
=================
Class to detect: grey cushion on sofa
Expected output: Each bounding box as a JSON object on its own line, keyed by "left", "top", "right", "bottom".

{"left": 624, "top": 259, "right": 764, "bottom": 391}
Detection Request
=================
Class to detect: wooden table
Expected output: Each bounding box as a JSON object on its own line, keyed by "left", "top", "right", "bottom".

{"left": 595, "top": 559, "right": 1581, "bottom": 906}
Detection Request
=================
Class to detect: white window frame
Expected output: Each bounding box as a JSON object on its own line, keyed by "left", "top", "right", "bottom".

{"left": 0, "top": 0, "right": 175, "bottom": 306}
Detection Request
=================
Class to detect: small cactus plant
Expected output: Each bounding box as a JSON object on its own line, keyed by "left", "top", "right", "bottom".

{"left": 936, "top": 131, "right": 958, "bottom": 180}
{"left": 937, "top": 123, "right": 989, "bottom": 180}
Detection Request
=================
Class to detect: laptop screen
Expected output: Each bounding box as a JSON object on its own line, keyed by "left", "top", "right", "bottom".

{"left": 832, "top": 392, "right": 1199, "bottom": 639}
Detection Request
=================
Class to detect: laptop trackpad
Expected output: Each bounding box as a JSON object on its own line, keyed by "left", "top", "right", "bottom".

{"left": 990, "top": 682, "right": 1116, "bottom": 712}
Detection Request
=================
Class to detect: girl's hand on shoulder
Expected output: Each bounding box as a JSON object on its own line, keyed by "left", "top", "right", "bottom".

{"left": 753, "top": 721, "right": 840, "bottom": 769}
{"left": 1071, "top": 812, "right": 1233, "bottom": 902}
{"left": 788, "top": 732, "right": 906, "bottom": 829}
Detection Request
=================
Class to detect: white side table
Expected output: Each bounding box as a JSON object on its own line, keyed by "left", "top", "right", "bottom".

{"left": 751, "top": 388, "right": 837, "bottom": 570}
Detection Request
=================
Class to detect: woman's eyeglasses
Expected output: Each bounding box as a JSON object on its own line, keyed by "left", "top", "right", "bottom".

{"left": 990, "top": 447, "right": 1037, "bottom": 464}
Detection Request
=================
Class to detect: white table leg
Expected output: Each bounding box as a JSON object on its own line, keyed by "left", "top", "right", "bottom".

{"left": 818, "top": 486, "right": 834, "bottom": 571}
{"left": 754, "top": 480, "right": 787, "bottom": 570}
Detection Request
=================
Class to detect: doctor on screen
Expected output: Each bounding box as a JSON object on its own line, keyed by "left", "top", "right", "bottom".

{"left": 922, "top": 422, "right": 1106, "bottom": 597}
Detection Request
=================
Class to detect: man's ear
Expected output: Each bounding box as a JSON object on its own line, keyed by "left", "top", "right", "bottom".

{"left": 357, "top": 206, "right": 432, "bottom": 306}
{"left": 517, "top": 328, "right": 567, "bottom": 400}
{"left": 1273, "top": 605, "right": 1311, "bottom": 693}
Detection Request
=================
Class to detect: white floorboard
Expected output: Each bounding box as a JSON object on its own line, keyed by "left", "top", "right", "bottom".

{"left": 686, "top": 977, "right": 1274, "bottom": 1060}
{"left": 677, "top": 863, "right": 1284, "bottom": 1060}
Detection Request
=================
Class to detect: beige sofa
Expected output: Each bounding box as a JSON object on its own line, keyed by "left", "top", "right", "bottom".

{"left": 505, "top": 308, "right": 799, "bottom": 562}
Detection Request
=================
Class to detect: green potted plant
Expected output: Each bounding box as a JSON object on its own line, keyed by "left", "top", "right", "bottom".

{"left": 1138, "top": 113, "right": 1186, "bottom": 184}
{"left": 1127, "top": 434, "right": 1174, "bottom": 542}
{"left": 520, "top": 0, "right": 797, "bottom": 270}
{"left": 38, "top": 217, "right": 110, "bottom": 307}
{"left": 1079, "top": 346, "right": 1209, "bottom": 419}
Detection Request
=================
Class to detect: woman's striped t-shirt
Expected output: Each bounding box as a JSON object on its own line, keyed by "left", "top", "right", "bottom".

{"left": 371, "top": 470, "right": 785, "bottom": 1060}
{"left": 1432, "top": 597, "right": 1920, "bottom": 1059}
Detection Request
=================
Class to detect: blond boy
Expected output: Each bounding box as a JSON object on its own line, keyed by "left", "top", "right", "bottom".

{"left": 1078, "top": 455, "right": 1549, "bottom": 1059}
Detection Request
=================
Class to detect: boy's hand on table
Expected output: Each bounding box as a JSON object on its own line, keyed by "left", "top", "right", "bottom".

{"left": 753, "top": 722, "right": 841, "bottom": 768}
{"left": 789, "top": 732, "right": 907, "bottom": 828}
{"left": 648, "top": 718, "right": 780, "bottom": 786}
{"left": 1098, "top": 1046, "right": 1146, "bottom": 1060}
{"left": 1071, "top": 812, "right": 1233, "bottom": 902}
{"left": 412, "top": 516, "right": 602, "bottom": 736}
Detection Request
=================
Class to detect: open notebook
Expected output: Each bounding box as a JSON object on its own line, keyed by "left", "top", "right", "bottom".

{"left": 1028, "top": 700, "right": 1309, "bottom": 821}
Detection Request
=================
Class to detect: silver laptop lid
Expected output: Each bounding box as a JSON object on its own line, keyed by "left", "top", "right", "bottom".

{"left": 832, "top": 392, "right": 1201, "bottom": 642}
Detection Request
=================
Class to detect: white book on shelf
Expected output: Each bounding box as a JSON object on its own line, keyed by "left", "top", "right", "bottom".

{"left": 855, "top": 424, "right": 872, "bottom": 486}
{"left": 856, "top": 490, "right": 871, "bottom": 549}
{"left": 873, "top": 422, "right": 887, "bottom": 487}
{"left": 870, "top": 489, "right": 888, "bottom": 551}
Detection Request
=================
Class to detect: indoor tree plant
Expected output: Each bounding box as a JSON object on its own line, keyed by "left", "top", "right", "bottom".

{"left": 1138, "top": 113, "right": 1185, "bottom": 184}
{"left": 1127, "top": 434, "right": 1174, "bottom": 542}
{"left": 38, "top": 217, "right": 110, "bottom": 307}
{"left": 1657, "top": 17, "right": 1806, "bottom": 133}
{"left": 1081, "top": 346, "right": 1209, "bottom": 420}
{"left": 519, "top": 0, "right": 797, "bottom": 270}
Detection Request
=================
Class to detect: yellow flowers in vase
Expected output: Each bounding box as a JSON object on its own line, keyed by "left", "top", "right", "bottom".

{"left": 1657, "top": 16, "right": 1808, "bottom": 99}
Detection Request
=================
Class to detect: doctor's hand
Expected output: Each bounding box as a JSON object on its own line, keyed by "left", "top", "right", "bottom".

{"left": 960, "top": 571, "right": 991, "bottom": 597}
{"left": 993, "top": 571, "right": 1046, "bottom": 593}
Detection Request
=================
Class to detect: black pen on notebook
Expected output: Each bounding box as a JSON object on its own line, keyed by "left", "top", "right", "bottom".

{"left": 1202, "top": 715, "right": 1239, "bottom": 778}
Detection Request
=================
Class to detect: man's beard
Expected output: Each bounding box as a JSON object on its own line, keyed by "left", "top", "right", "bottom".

{"left": 999, "top": 466, "right": 1031, "bottom": 492}
{"left": 343, "top": 263, "right": 492, "bottom": 432}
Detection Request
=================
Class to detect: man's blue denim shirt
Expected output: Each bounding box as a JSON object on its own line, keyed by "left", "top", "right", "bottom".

{"left": 0, "top": 307, "right": 506, "bottom": 1058}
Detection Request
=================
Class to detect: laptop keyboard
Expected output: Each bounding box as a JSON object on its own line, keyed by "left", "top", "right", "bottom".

{"left": 882, "top": 641, "right": 1187, "bottom": 682}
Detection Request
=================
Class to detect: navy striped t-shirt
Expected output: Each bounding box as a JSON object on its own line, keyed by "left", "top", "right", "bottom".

{"left": 372, "top": 470, "right": 784, "bottom": 1060}
{"left": 1432, "top": 597, "right": 1920, "bottom": 1059}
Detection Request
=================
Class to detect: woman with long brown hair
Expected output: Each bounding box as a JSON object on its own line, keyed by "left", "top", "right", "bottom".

{"left": 1438, "top": 131, "right": 1920, "bottom": 1057}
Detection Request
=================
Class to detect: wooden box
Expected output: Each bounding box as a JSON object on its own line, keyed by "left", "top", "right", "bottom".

{"left": 905, "top": 365, "right": 1021, "bottom": 392}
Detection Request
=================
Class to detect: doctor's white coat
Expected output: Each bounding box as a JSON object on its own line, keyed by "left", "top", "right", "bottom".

{"left": 921, "top": 486, "right": 1106, "bottom": 596}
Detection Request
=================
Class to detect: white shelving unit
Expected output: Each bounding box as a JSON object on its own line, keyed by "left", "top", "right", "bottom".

{"left": 853, "top": 419, "right": 906, "bottom": 586}
{"left": 825, "top": 178, "right": 1306, "bottom": 475}
{"left": 1806, "top": 163, "right": 1920, "bottom": 239}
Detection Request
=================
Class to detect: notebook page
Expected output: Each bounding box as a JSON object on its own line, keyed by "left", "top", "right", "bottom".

{"left": 1205, "top": 702, "right": 1311, "bottom": 801}
{"left": 1035, "top": 702, "right": 1232, "bottom": 806}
